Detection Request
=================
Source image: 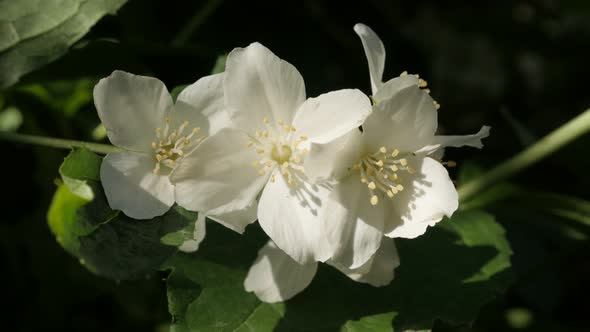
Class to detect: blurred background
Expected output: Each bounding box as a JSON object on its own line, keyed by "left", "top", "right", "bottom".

{"left": 1, "top": 0, "right": 589, "bottom": 331}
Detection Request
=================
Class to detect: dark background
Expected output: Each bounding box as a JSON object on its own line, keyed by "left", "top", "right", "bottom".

{"left": 1, "top": 0, "right": 589, "bottom": 330}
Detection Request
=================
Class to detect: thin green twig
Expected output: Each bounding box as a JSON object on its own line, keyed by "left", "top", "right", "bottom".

{"left": 0, "top": 131, "right": 120, "bottom": 154}
{"left": 458, "top": 108, "right": 590, "bottom": 202}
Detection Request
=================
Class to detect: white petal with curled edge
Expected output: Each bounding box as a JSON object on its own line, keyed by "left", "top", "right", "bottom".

{"left": 224, "top": 42, "right": 306, "bottom": 134}
{"left": 353, "top": 23, "right": 386, "bottom": 95}
{"left": 304, "top": 129, "right": 363, "bottom": 183}
{"left": 171, "top": 128, "right": 269, "bottom": 216}
{"left": 373, "top": 74, "right": 420, "bottom": 103}
{"left": 331, "top": 237, "right": 399, "bottom": 287}
{"left": 100, "top": 152, "right": 175, "bottom": 219}
{"left": 417, "top": 126, "right": 491, "bottom": 156}
{"left": 245, "top": 241, "right": 318, "bottom": 303}
{"left": 362, "top": 83, "right": 438, "bottom": 153}
{"left": 93, "top": 70, "right": 172, "bottom": 152}
{"left": 257, "top": 172, "right": 334, "bottom": 265}
{"left": 385, "top": 157, "right": 458, "bottom": 239}
{"left": 174, "top": 73, "right": 230, "bottom": 137}
{"left": 292, "top": 89, "right": 371, "bottom": 144}
{"left": 179, "top": 213, "right": 207, "bottom": 253}
{"left": 323, "top": 173, "right": 384, "bottom": 269}
{"left": 207, "top": 200, "right": 258, "bottom": 234}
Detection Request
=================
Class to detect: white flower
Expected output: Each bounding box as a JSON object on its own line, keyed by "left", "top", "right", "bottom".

{"left": 171, "top": 42, "right": 372, "bottom": 264}
{"left": 301, "top": 24, "right": 491, "bottom": 269}
{"left": 94, "top": 70, "right": 227, "bottom": 219}
{"left": 244, "top": 237, "right": 399, "bottom": 303}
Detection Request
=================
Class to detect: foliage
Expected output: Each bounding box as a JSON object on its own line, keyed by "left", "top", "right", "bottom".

{"left": 0, "top": 0, "right": 128, "bottom": 88}
{"left": 48, "top": 148, "right": 197, "bottom": 280}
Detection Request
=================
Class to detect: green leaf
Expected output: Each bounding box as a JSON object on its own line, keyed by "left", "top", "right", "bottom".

{"left": 171, "top": 85, "right": 189, "bottom": 103}
{"left": 48, "top": 148, "right": 197, "bottom": 280}
{"left": 161, "top": 220, "right": 196, "bottom": 247}
{"left": 0, "top": 106, "right": 22, "bottom": 131}
{"left": 211, "top": 54, "right": 227, "bottom": 74}
{"left": 0, "top": 0, "right": 128, "bottom": 89}
{"left": 59, "top": 146, "right": 101, "bottom": 199}
{"left": 165, "top": 210, "right": 512, "bottom": 331}
{"left": 17, "top": 78, "right": 95, "bottom": 116}
{"left": 341, "top": 313, "right": 397, "bottom": 332}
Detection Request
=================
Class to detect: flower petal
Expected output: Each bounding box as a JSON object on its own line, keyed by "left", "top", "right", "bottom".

{"left": 385, "top": 157, "right": 458, "bottom": 238}
{"left": 245, "top": 241, "right": 317, "bottom": 303}
{"left": 353, "top": 23, "right": 386, "bottom": 95}
{"left": 257, "top": 172, "right": 334, "bottom": 264}
{"left": 94, "top": 70, "right": 172, "bottom": 151}
{"left": 207, "top": 200, "right": 258, "bottom": 234}
{"left": 224, "top": 42, "right": 306, "bottom": 133}
{"left": 373, "top": 74, "right": 420, "bottom": 103}
{"left": 304, "top": 129, "right": 363, "bottom": 183}
{"left": 179, "top": 213, "right": 207, "bottom": 253}
{"left": 174, "top": 73, "right": 230, "bottom": 136}
{"left": 362, "top": 80, "right": 438, "bottom": 153}
{"left": 100, "top": 152, "right": 174, "bottom": 219}
{"left": 331, "top": 237, "right": 399, "bottom": 287}
{"left": 292, "top": 89, "right": 371, "bottom": 144}
{"left": 417, "top": 126, "right": 491, "bottom": 156}
{"left": 171, "top": 128, "right": 269, "bottom": 216}
{"left": 324, "top": 173, "right": 385, "bottom": 269}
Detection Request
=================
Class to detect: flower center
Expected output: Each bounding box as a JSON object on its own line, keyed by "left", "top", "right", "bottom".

{"left": 151, "top": 117, "right": 205, "bottom": 174}
{"left": 246, "top": 118, "right": 307, "bottom": 186}
{"left": 352, "top": 146, "right": 414, "bottom": 206}
{"left": 271, "top": 144, "right": 292, "bottom": 164}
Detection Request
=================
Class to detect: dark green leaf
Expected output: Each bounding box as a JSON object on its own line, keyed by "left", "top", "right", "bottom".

{"left": 0, "top": 0, "right": 128, "bottom": 89}
{"left": 48, "top": 148, "right": 197, "bottom": 280}
{"left": 211, "top": 54, "right": 227, "bottom": 74}
{"left": 165, "top": 210, "right": 512, "bottom": 331}
{"left": 171, "top": 85, "right": 189, "bottom": 103}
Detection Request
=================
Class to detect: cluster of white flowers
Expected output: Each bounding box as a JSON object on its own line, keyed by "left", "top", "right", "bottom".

{"left": 94, "top": 24, "right": 489, "bottom": 302}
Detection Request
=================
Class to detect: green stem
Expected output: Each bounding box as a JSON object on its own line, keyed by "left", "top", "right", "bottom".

{"left": 458, "top": 109, "right": 590, "bottom": 202}
{"left": 0, "top": 132, "right": 120, "bottom": 154}
{"left": 172, "top": 0, "right": 224, "bottom": 46}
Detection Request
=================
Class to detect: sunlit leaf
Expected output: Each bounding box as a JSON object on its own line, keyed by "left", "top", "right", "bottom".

{"left": 47, "top": 148, "right": 197, "bottom": 280}
{"left": 0, "top": 106, "right": 22, "bottom": 131}
{"left": 0, "top": 0, "right": 128, "bottom": 88}
{"left": 165, "top": 210, "right": 512, "bottom": 331}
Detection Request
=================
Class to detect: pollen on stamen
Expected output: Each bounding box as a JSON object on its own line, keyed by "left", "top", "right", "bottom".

{"left": 391, "top": 149, "right": 399, "bottom": 157}
{"left": 379, "top": 146, "right": 387, "bottom": 153}
{"left": 445, "top": 161, "right": 457, "bottom": 167}
{"left": 299, "top": 135, "right": 308, "bottom": 141}
{"left": 399, "top": 158, "right": 408, "bottom": 166}
{"left": 370, "top": 195, "right": 379, "bottom": 205}
{"left": 368, "top": 182, "right": 376, "bottom": 190}
{"left": 263, "top": 117, "right": 269, "bottom": 125}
